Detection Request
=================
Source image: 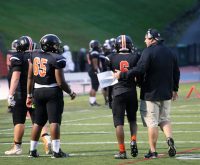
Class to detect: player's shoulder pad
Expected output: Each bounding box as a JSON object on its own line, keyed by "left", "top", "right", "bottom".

{"left": 10, "top": 52, "right": 23, "bottom": 67}
{"left": 51, "top": 53, "right": 66, "bottom": 69}
{"left": 90, "top": 50, "right": 100, "bottom": 57}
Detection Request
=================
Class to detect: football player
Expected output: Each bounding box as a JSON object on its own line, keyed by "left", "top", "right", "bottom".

{"left": 87, "top": 40, "right": 101, "bottom": 106}
{"left": 26, "top": 34, "right": 76, "bottom": 158}
{"left": 5, "top": 36, "right": 52, "bottom": 155}
{"left": 106, "top": 35, "right": 140, "bottom": 159}
{"left": 100, "top": 41, "right": 112, "bottom": 105}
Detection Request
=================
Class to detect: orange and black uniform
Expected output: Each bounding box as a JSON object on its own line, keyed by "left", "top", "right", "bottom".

{"left": 107, "top": 52, "right": 140, "bottom": 127}
{"left": 30, "top": 50, "right": 67, "bottom": 126}
{"left": 10, "top": 51, "right": 33, "bottom": 125}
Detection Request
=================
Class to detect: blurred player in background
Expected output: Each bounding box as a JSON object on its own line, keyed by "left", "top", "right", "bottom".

{"left": 100, "top": 40, "right": 112, "bottom": 105}
{"left": 62, "top": 45, "right": 75, "bottom": 73}
{"left": 87, "top": 40, "right": 102, "bottom": 106}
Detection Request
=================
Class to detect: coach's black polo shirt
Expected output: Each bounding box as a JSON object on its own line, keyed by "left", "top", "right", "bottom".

{"left": 120, "top": 42, "right": 180, "bottom": 101}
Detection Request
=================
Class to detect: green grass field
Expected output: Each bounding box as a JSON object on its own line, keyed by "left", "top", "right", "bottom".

{"left": 0, "top": 0, "right": 197, "bottom": 50}
{"left": 0, "top": 82, "right": 200, "bottom": 164}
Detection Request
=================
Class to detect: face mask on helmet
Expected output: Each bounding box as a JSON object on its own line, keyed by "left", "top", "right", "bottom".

{"left": 115, "top": 35, "right": 133, "bottom": 53}
{"left": 16, "top": 36, "right": 33, "bottom": 52}
{"left": 40, "top": 34, "right": 62, "bottom": 53}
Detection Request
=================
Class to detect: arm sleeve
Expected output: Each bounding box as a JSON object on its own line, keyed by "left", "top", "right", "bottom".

{"left": 120, "top": 48, "right": 151, "bottom": 79}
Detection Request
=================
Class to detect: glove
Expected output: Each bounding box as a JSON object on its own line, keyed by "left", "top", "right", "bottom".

{"left": 8, "top": 95, "right": 16, "bottom": 107}
{"left": 26, "top": 97, "right": 33, "bottom": 108}
{"left": 69, "top": 91, "right": 76, "bottom": 100}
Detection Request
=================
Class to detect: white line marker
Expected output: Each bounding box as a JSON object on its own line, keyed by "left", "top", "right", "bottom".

{"left": 1, "top": 141, "right": 200, "bottom": 145}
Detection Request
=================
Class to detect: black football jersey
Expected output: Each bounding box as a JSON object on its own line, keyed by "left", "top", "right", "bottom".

{"left": 88, "top": 50, "right": 101, "bottom": 71}
{"left": 100, "top": 51, "right": 112, "bottom": 72}
{"left": 30, "top": 50, "right": 66, "bottom": 85}
{"left": 107, "top": 52, "right": 140, "bottom": 97}
{"left": 10, "top": 51, "right": 30, "bottom": 96}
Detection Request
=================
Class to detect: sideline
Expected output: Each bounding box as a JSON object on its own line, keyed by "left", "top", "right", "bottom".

{"left": 118, "top": 147, "right": 200, "bottom": 165}
{"left": 1, "top": 141, "right": 200, "bottom": 145}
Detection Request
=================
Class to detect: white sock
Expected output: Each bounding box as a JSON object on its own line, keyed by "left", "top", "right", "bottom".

{"left": 89, "top": 97, "right": 96, "bottom": 104}
{"left": 52, "top": 139, "right": 60, "bottom": 153}
{"left": 30, "top": 140, "right": 38, "bottom": 151}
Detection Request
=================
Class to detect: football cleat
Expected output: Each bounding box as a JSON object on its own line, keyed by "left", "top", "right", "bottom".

{"left": 5, "top": 144, "right": 22, "bottom": 155}
{"left": 51, "top": 149, "right": 69, "bottom": 158}
{"left": 90, "top": 102, "right": 101, "bottom": 107}
{"left": 28, "top": 150, "right": 39, "bottom": 158}
{"left": 130, "top": 141, "right": 138, "bottom": 157}
{"left": 114, "top": 152, "right": 127, "bottom": 159}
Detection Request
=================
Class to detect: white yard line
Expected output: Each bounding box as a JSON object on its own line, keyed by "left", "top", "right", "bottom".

{"left": 62, "top": 115, "right": 112, "bottom": 123}
{"left": 1, "top": 141, "right": 200, "bottom": 145}
{"left": 1, "top": 130, "right": 200, "bottom": 135}
{"left": 1, "top": 121, "right": 200, "bottom": 132}
{"left": 61, "top": 122, "right": 200, "bottom": 126}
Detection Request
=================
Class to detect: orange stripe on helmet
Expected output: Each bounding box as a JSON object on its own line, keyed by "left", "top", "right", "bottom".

{"left": 121, "top": 35, "right": 126, "bottom": 49}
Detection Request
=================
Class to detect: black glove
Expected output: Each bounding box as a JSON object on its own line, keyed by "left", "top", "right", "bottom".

{"left": 69, "top": 91, "right": 76, "bottom": 100}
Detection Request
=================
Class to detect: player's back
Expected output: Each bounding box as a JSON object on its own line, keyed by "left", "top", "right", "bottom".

{"left": 10, "top": 51, "right": 30, "bottom": 96}
{"left": 108, "top": 52, "right": 140, "bottom": 97}
{"left": 31, "top": 50, "right": 66, "bottom": 86}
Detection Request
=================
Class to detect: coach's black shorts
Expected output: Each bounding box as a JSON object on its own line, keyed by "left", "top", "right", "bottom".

{"left": 88, "top": 70, "right": 99, "bottom": 91}
{"left": 33, "top": 87, "right": 64, "bottom": 126}
{"left": 112, "top": 91, "right": 138, "bottom": 127}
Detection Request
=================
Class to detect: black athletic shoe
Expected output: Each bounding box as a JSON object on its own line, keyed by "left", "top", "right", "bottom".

{"left": 51, "top": 149, "right": 69, "bottom": 158}
{"left": 167, "top": 137, "right": 176, "bottom": 157}
{"left": 90, "top": 102, "right": 101, "bottom": 106}
{"left": 144, "top": 150, "right": 158, "bottom": 159}
{"left": 130, "top": 141, "right": 138, "bottom": 157}
{"left": 114, "top": 152, "right": 127, "bottom": 159}
{"left": 28, "top": 150, "right": 39, "bottom": 158}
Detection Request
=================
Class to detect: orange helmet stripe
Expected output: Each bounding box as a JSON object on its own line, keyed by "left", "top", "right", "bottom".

{"left": 121, "top": 35, "right": 126, "bottom": 49}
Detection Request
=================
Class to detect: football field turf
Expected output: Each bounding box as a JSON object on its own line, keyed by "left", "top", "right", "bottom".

{"left": 0, "top": 82, "right": 200, "bottom": 165}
